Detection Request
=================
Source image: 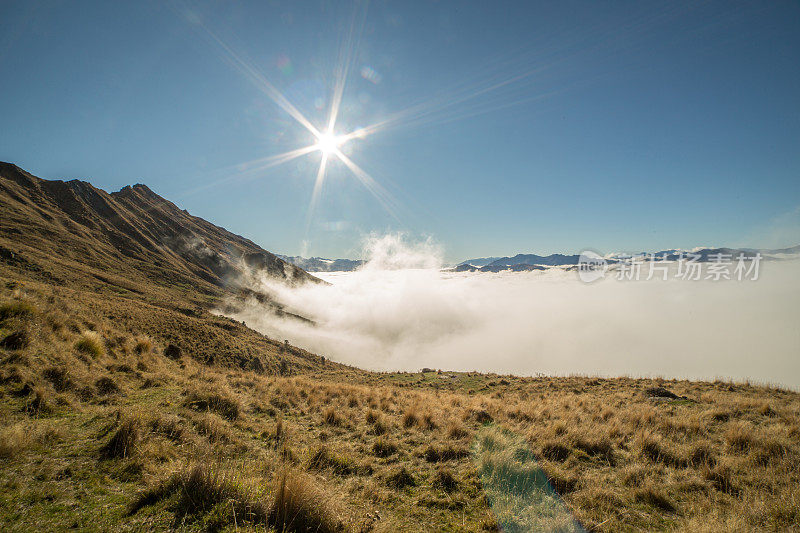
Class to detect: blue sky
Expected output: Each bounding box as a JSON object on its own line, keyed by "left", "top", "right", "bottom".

{"left": 1, "top": 1, "right": 799, "bottom": 261}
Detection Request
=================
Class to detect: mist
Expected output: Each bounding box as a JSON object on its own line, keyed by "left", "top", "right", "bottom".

{"left": 227, "top": 235, "right": 800, "bottom": 390}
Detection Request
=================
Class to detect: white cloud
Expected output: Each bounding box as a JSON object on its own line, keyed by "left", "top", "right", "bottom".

{"left": 228, "top": 235, "right": 800, "bottom": 390}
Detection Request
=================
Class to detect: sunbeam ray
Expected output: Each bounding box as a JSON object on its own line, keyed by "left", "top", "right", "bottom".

{"left": 184, "top": 13, "right": 321, "bottom": 138}
{"left": 326, "top": 1, "right": 368, "bottom": 134}
{"left": 306, "top": 152, "right": 330, "bottom": 232}
{"left": 334, "top": 150, "right": 400, "bottom": 222}
{"left": 183, "top": 144, "right": 319, "bottom": 197}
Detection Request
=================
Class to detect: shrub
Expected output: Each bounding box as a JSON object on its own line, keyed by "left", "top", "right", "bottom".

{"left": 75, "top": 331, "right": 105, "bottom": 357}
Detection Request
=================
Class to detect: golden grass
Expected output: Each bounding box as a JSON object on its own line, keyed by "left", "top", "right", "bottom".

{"left": 1, "top": 286, "right": 799, "bottom": 531}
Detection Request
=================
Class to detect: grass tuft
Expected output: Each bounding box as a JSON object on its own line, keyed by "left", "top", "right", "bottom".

{"left": 270, "top": 468, "right": 344, "bottom": 532}
{"left": 184, "top": 387, "right": 241, "bottom": 420}
{"left": 101, "top": 417, "right": 141, "bottom": 459}
{"left": 0, "top": 301, "right": 36, "bottom": 321}
{"left": 372, "top": 437, "right": 398, "bottom": 458}
{"left": 307, "top": 445, "right": 356, "bottom": 476}
{"left": 1, "top": 329, "right": 30, "bottom": 350}
{"left": 133, "top": 336, "right": 153, "bottom": 355}
{"left": 386, "top": 466, "right": 415, "bottom": 489}
{"left": 96, "top": 376, "right": 120, "bottom": 395}
{"left": 402, "top": 409, "right": 419, "bottom": 428}
{"left": 725, "top": 422, "right": 755, "bottom": 452}
{"left": 541, "top": 441, "right": 571, "bottom": 462}
{"left": 0, "top": 423, "right": 29, "bottom": 458}
{"left": 195, "top": 412, "right": 234, "bottom": 443}
{"left": 634, "top": 486, "right": 677, "bottom": 513}
{"left": 433, "top": 468, "right": 458, "bottom": 492}
{"left": 323, "top": 406, "right": 341, "bottom": 426}
{"left": 75, "top": 331, "right": 105, "bottom": 357}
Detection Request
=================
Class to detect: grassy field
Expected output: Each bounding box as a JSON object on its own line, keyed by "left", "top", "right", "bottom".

{"left": 1, "top": 276, "right": 799, "bottom": 532}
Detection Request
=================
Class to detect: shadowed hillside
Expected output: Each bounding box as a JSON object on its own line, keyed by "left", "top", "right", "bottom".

{"left": 0, "top": 162, "right": 319, "bottom": 299}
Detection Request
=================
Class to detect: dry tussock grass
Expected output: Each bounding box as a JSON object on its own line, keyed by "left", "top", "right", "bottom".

{"left": 1, "top": 288, "right": 800, "bottom": 531}
{"left": 74, "top": 331, "right": 105, "bottom": 357}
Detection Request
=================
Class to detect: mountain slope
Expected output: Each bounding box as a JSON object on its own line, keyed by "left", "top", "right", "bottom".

{"left": 0, "top": 162, "right": 318, "bottom": 300}
{"left": 0, "top": 162, "right": 342, "bottom": 372}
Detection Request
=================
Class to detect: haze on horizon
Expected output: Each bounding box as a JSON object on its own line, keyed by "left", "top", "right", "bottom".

{"left": 1, "top": 1, "right": 799, "bottom": 262}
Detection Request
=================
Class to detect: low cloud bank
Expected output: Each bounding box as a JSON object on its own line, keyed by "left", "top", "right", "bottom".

{"left": 229, "top": 235, "right": 800, "bottom": 389}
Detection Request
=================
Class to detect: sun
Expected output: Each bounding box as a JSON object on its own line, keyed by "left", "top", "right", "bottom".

{"left": 315, "top": 131, "right": 342, "bottom": 155}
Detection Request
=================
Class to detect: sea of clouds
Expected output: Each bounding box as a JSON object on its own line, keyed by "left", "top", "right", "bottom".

{"left": 227, "top": 234, "right": 800, "bottom": 389}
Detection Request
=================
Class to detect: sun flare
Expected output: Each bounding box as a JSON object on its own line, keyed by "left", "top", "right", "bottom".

{"left": 315, "top": 131, "right": 342, "bottom": 155}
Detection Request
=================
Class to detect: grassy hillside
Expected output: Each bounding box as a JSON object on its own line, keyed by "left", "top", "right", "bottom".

{"left": 1, "top": 165, "right": 799, "bottom": 531}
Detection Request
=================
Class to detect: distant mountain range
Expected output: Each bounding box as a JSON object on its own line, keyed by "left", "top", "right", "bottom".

{"left": 454, "top": 263, "right": 547, "bottom": 273}
{"left": 280, "top": 244, "right": 800, "bottom": 274}
{"left": 278, "top": 255, "right": 364, "bottom": 272}
{"left": 456, "top": 245, "right": 800, "bottom": 273}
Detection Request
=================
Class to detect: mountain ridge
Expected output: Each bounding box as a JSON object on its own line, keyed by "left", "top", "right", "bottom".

{"left": 0, "top": 162, "right": 320, "bottom": 300}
